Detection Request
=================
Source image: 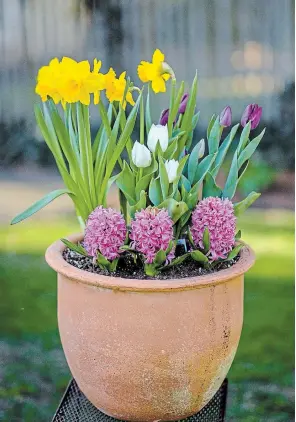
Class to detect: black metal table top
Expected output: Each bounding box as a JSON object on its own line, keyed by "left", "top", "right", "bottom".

{"left": 52, "top": 378, "right": 228, "bottom": 422}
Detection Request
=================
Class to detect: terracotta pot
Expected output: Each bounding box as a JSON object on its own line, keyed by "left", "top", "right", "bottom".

{"left": 46, "top": 234, "right": 255, "bottom": 421}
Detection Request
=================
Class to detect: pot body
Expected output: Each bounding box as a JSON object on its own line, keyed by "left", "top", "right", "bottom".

{"left": 46, "top": 235, "right": 254, "bottom": 421}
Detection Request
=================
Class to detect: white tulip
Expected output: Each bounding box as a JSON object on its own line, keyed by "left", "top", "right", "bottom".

{"left": 165, "top": 159, "right": 179, "bottom": 183}
{"left": 198, "top": 139, "right": 205, "bottom": 159}
{"left": 147, "top": 124, "right": 169, "bottom": 153}
{"left": 132, "top": 141, "right": 152, "bottom": 168}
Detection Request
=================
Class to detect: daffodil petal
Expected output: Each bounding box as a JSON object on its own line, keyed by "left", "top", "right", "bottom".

{"left": 152, "top": 49, "right": 165, "bottom": 64}
{"left": 152, "top": 76, "right": 166, "bottom": 93}
{"left": 162, "top": 73, "right": 171, "bottom": 81}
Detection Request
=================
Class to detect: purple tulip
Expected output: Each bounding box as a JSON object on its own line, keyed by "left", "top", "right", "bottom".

{"left": 159, "top": 108, "right": 169, "bottom": 126}
{"left": 178, "top": 93, "right": 189, "bottom": 114}
{"left": 241, "top": 104, "right": 262, "bottom": 129}
{"left": 219, "top": 106, "right": 232, "bottom": 127}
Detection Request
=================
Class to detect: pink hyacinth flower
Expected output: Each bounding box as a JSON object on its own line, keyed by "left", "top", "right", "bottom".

{"left": 130, "top": 207, "right": 174, "bottom": 264}
{"left": 191, "top": 197, "right": 236, "bottom": 261}
{"left": 84, "top": 206, "right": 127, "bottom": 261}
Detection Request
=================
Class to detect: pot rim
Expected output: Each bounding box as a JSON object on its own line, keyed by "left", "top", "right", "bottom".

{"left": 45, "top": 233, "right": 255, "bottom": 292}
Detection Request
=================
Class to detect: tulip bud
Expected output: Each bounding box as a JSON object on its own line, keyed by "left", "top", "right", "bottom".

{"left": 219, "top": 106, "right": 232, "bottom": 127}
{"left": 159, "top": 108, "right": 169, "bottom": 126}
{"left": 165, "top": 159, "right": 179, "bottom": 183}
{"left": 147, "top": 124, "right": 169, "bottom": 153}
{"left": 198, "top": 139, "right": 205, "bottom": 159}
{"left": 178, "top": 93, "right": 189, "bottom": 114}
{"left": 241, "top": 104, "right": 262, "bottom": 129}
{"left": 132, "top": 141, "right": 152, "bottom": 168}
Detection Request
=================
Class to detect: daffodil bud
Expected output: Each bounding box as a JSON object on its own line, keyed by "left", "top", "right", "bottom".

{"left": 198, "top": 139, "right": 205, "bottom": 159}
{"left": 147, "top": 124, "right": 169, "bottom": 152}
{"left": 165, "top": 159, "right": 179, "bottom": 183}
{"left": 132, "top": 141, "right": 152, "bottom": 168}
{"left": 219, "top": 106, "right": 232, "bottom": 127}
{"left": 241, "top": 104, "right": 262, "bottom": 129}
{"left": 159, "top": 108, "right": 169, "bottom": 126}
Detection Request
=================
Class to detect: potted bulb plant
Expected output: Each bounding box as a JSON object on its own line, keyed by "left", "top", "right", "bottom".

{"left": 12, "top": 50, "right": 265, "bottom": 421}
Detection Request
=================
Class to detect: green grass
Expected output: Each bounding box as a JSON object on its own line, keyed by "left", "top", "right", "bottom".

{"left": 0, "top": 210, "right": 294, "bottom": 421}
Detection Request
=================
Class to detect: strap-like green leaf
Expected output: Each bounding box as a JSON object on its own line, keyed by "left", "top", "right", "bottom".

{"left": 202, "top": 173, "right": 222, "bottom": 198}
{"left": 202, "top": 227, "right": 210, "bottom": 253}
{"left": 223, "top": 151, "right": 238, "bottom": 199}
{"left": 193, "top": 153, "right": 216, "bottom": 185}
{"left": 61, "top": 239, "right": 89, "bottom": 256}
{"left": 159, "top": 158, "right": 170, "bottom": 198}
{"left": 149, "top": 177, "right": 163, "bottom": 206}
{"left": 116, "top": 162, "right": 136, "bottom": 205}
{"left": 130, "top": 190, "right": 147, "bottom": 218}
{"left": 237, "top": 121, "right": 251, "bottom": 155}
{"left": 234, "top": 191, "right": 261, "bottom": 216}
{"left": 238, "top": 128, "right": 266, "bottom": 169}
{"left": 191, "top": 250, "right": 209, "bottom": 264}
{"left": 207, "top": 114, "right": 216, "bottom": 139}
{"left": 11, "top": 189, "right": 73, "bottom": 225}
{"left": 188, "top": 139, "right": 205, "bottom": 184}
{"left": 211, "top": 123, "right": 239, "bottom": 178}
{"left": 226, "top": 244, "right": 243, "bottom": 261}
{"left": 208, "top": 117, "right": 222, "bottom": 154}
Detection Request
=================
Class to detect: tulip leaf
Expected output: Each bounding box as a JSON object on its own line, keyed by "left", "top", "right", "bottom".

{"left": 202, "top": 173, "right": 222, "bottom": 198}
{"left": 226, "top": 244, "right": 243, "bottom": 261}
{"left": 238, "top": 128, "right": 266, "bottom": 169}
{"left": 187, "top": 181, "right": 201, "bottom": 210}
{"left": 130, "top": 190, "right": 147, "bottom": 218}
{"left": 191, "top": 250, "right": 209, "bottom": 264}
{"left": 234, "top": 191, "right": 261, "bottom": 216}
{"left": 61, "top": 239, "right": 89, "bottom": 256}
{"left": 207, "top": 114, "right": 216, "bottom": 139}
{"left": 188, "top": 139, "right": 204, "bottom": 183}
{"left": 186, "top": 111, "right": 200, "bottom": 150}
{"left": 116, "top": 162, "right": 136, "bottom": 205}
{"left": 135, "top": 174, "right": 152, "bottom": 199}
{"left": 11, "top": 189, "right": 74, "bottom": 225}
{"left": 208, "top": 116, "right": 222, "bottom": 154}
{"left": 159, "top": 158, "right": 170, "bottom": 198}
{"left": 158, "top": 198, "right": 189, "bottom": 223}
{"left": 180, "top": 175, "right": 191, "bottom": 192}
{"left": 223, "top": 151, "right": 238, "bottom": 199}
{"left": 237, "top": 121, "right": 251, "bottom": 155}
{"left": 211, "top": 123, "right": 240, "bottom": 178}
{"left": 193, "top": 153, "right": 217, "bottom": 185}
{"left": 149, "top": 177, "right": 163, "bottom": 206}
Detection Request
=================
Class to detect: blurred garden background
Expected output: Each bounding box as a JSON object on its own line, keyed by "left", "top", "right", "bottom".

{"left": 0, "top": 0, "right": 294, "bottom": 421}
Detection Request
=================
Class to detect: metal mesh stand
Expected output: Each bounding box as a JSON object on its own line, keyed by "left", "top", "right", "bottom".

{"left": 52, "top": 378, "right": 228, "bottom": 422}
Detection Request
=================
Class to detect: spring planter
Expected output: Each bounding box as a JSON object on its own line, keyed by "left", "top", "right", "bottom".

{"left": 11, "top": 49, "right": 265, "bottom": 422}
{"left": 46, "top": 233, "right": 255, "bottom": 421}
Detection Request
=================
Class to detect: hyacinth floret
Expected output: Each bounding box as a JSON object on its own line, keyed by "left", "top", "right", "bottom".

{"left": 191, "top": 197, "right": 236, "bottom": 261}
{"left": 84, "top": 206, "right": 127, "bottom": 261}
{"left": 130, "top": 207, "right": 174, "bottom": 264}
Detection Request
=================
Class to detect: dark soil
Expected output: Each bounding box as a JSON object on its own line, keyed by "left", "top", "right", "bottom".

{"left": 63, "top": 246, "right": 239, "bottom": 280}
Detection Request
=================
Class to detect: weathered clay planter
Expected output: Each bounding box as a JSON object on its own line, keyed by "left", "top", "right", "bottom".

{"left": 46, "top": 233, "right": 255, "bottom": 421}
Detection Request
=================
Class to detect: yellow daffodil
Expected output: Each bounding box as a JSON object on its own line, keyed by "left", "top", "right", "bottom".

{"left": 35, "top": 58, "right": 63, "bottom": 104}
{"left": 137, "top": 49, "right": 172, "bottom": 93}
{"left": 105, "top": 69, "right": 135, "bottom": 108}
{"left": 58, "top": 57, "right": 105, "bottom": 105}
{"left": 35, "top": 57, "right": 105, "bottom": 106}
